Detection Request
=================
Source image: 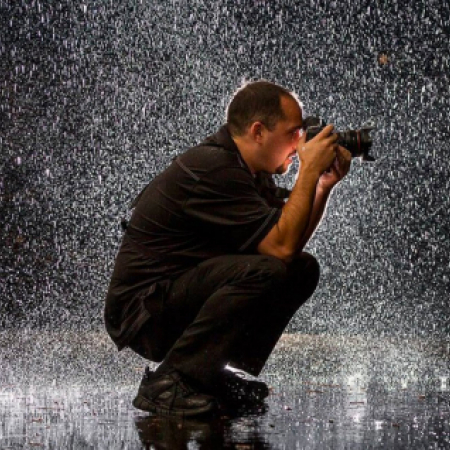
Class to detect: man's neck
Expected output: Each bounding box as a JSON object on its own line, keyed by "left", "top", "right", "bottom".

{"left": 232, "top": 136, "right": 259, "bottom": 176}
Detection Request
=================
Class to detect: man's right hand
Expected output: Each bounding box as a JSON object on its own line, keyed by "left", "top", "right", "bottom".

{"left": 296, "top": 124, "right": 338, "bottom": 175}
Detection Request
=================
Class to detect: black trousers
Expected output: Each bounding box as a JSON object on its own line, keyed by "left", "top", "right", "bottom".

{"left": 128, "top": 252, "right": 320, "bottom": 389}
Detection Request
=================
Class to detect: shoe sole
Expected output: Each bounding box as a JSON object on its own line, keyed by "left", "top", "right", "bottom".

{"left": 132, "top": 394, "right": 216, "bottom": 417}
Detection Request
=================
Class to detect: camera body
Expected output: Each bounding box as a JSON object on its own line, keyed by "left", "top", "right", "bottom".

{"left": 303, "top": 116, "right": 376, "bottom": 162}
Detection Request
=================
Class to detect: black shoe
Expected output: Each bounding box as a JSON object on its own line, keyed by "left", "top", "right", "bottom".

{"left": 214, "top": 369, "right": 270, "bottom": 404}
{"left": 133, "top": 367, "right": 217, "bottom": 417}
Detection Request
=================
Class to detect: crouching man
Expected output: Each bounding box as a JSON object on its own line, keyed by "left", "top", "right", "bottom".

{"left": 104, "top": 80, "right": 351, "bottom": 416}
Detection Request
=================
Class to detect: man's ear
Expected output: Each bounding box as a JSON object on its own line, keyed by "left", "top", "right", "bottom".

{"left": 249, "top": 122, "right": 264, "bottom": 143}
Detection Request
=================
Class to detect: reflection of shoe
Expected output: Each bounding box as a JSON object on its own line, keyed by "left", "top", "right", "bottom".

{"left": 135, "top": 414, "right": 226, "bottom": 449}
{"left": 133, "top": 367, "right": 217, "bottom": 417}
{"left": 214, "top": 369, "right": 270, "bottom": 404}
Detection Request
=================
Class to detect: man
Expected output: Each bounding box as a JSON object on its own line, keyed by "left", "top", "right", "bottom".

{"left": 104, "top": 80, "right": 351, "bottom": 417}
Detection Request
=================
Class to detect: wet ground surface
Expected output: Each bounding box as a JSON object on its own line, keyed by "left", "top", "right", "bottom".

{"left": 1, "top": 331, "right": 450, "bottom": 449}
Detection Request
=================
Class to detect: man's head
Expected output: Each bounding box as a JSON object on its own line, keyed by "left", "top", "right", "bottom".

{"left": 226, "top": 80, "right": 304, "bottom": 175}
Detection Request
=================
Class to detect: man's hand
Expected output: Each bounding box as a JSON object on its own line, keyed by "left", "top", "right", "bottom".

{"left": 317, "top": 145, "right": 352, "bottom": 192}
{"left": 296, "top": 124, "right": 338, "bottom": 177}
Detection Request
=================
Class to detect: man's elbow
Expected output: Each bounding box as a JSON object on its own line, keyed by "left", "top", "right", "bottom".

{"left": 257, "top": 224, "right": 297, "bottom": 264}
{"left": 257, "top": 241, "right": 295, "bottom": 265}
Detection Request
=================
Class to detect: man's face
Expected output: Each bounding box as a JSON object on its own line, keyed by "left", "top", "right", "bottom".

{"left": 261, "top": 96, "right": 304, "bottom": 175}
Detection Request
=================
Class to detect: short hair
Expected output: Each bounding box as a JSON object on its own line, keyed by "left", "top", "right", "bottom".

{"left": 226, "top": 80, "right": 302, "bottom": 137}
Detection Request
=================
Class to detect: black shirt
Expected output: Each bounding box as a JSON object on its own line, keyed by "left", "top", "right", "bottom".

{"left": 104, "top": 125, "right": 290, "bottom": 350}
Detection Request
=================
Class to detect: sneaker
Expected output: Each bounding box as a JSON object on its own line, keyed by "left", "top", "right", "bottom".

{"left": 214, "top": 369, "right": 270, "bottom": 404}
{"left": 133, "top": 367, "right": 217, "bottom": 417}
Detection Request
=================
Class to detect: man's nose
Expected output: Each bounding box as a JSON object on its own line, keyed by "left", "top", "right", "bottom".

{"left": 292, "top": 130, "right": 306, "bottom": 148}
{"left": 292, "top": 129, "right": 301, "bottom": 142}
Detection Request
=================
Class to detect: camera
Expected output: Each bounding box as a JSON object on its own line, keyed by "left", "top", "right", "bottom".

{"left": 303, "top": 116, "right": 376, "bottom": 162}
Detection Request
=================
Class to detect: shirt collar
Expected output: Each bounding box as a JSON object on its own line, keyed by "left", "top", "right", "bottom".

{"left": 213, "top": 124, "right": 254, "bottom": 176}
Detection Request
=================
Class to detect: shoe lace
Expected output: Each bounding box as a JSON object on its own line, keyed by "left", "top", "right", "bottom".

{"left": 168, "top": 375, "right": 196, "bottom": 407}
{"left": 168, "top": 380, "right": 193, "bottom": 410}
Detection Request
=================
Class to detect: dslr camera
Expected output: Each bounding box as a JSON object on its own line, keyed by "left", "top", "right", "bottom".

{"left": 303, "top": 116, "right": 376, "bottom": 162}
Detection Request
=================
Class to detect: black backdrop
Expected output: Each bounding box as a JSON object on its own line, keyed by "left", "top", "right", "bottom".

{"left": 1, "top": 0, "right": 449, "bottom": 337}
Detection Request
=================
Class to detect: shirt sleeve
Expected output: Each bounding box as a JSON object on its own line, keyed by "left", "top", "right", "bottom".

{"left": 184, "top": 167, "right": 282, "bottom": 253}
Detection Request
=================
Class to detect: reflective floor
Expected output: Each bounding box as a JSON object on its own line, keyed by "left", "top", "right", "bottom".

{"left": 1, "top": 331, "right": 450, "bottom": 449}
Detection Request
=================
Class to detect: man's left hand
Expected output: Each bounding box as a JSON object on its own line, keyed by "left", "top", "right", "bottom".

{"left": 317, "top": 145, "right": 352, "bottom": 192}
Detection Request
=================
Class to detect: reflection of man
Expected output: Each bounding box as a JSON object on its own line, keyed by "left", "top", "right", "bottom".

{"left": 104, "top": 80, "right": 352, "bottom": 417}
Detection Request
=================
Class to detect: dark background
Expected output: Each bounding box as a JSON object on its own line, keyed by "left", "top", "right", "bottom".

{"left": 1, "top": 0, "right": 449, "bottom": 337}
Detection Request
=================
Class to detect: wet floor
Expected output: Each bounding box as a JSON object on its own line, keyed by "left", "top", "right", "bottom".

{"left": 1, "top": 331, "right": 450, "bottom": 449}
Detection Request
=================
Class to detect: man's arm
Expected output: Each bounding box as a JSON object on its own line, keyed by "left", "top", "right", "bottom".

{"left": 257, "top": 126, "right": 338, "bottom": 263}
{"left": 293, "top": 145, "right": 353, "bottom": 255}
{"left": 294, "top": 186, "right": 332, "bottom": 253}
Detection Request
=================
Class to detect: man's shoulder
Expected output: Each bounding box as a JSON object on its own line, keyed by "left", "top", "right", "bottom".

{"left": 177, "top": 133, "right": 250, "bottom": 180}
{"left": 181, "top": 142, "right": 238, "bottom": 167}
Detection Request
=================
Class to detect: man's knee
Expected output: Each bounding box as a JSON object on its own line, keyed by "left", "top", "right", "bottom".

{"left": 304, "top": 251, "right": 320, "bottom": 284}
{"left": 289, "top": 251, "right": 320, "bottom": 289}
{"left": 252, "top": 255, "right": 288, "bottom": 287}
